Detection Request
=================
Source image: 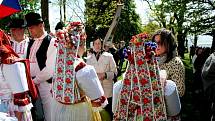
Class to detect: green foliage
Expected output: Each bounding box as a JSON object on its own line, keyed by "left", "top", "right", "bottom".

{"left": 148, "top": 0, "right": 215, "bottom": 57}
{"left": 149, "top": 0, "right": 215, "bottom": 35}
{"left": 84, "top": 0, "right": 143, "bottom": 44}
{"left": 142, "top": 21, "right": 160, "bottom": 36}
{"left": 113, "top": 0, "right": 143, "bottom": 43}
{"left": 187, "top": 0, "right": 215, "bottom": 34}
{"left": 84, "top": 0, "right": 117, "bottom": 42}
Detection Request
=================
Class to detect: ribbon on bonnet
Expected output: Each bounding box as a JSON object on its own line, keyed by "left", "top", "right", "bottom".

{"left": 52, "top": 22, "right": 88, "bottom": 104}
{"left": 114, "top": 33, "right": 167, "bottom": 121}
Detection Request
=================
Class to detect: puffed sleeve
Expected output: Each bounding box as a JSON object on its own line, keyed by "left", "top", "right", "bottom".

{"left": 76, "top": 65, "right": 108, "bottom": 107}
{"left": 76, "top": 65, "right": 104, "bottom": 100}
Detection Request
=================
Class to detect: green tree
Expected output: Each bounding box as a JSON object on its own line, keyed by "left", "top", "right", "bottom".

{"left": 113, "top": 0, "right": 143, "bottom": 43}
{"left": 41, "top": 0, "right": 50, "bottom": 32}
{"left": 150, "top": 0, "right": 190, "bottom": 58}
{"left": 142, "top": 21, "right": 161, "bottom": 36}
{"left": 188, "top": 0, "right": 215, "bottom": 51}
{"left": 145, "top": 0, "right": 215, "bottom": 56}
{"left": 84, "top": 0, "right": 117, "bottom": 42}
{"left": 84, "top": 0, "right": 142, "bottom": 45}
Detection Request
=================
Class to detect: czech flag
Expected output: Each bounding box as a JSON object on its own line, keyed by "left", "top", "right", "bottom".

{"left": 0, "top": 0, "right": 21, "bottom": 19}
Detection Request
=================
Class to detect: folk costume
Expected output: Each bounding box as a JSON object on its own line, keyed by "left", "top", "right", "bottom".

{"left": 25, "top": 12, "right": 57, "bottom": 121}
{"left": 51, "top": 22, "right": 107, "bottom": 121}
{"left": 0, "top": 29, "right": 38, "bottom": 121}
{"left": 8, "top": 18, "right": 29, "bottom": 59}
{"left": 11, "top": 38, "right": 29, "bottom": 59}
{"left": 113, "top": 33, "right": 167, "bottom": 121}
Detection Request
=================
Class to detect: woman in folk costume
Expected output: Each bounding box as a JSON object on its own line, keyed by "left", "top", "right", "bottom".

{"left": 113, "top": 33, "right": 167, "bottom": 121}
{"left": 51, "top": 22, "right": 108, "bottom": 121}
{"left": 0, "top": 29, "right": 38, "bottom": 121}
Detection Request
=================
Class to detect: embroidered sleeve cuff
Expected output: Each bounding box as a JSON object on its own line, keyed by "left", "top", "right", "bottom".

{"left": 91, "top": 96, "right": 108, "bottom": 108}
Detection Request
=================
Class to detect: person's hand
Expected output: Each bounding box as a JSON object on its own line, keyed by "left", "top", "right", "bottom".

{"left": 97, "top": 73, "right": 106, "bottom": 80}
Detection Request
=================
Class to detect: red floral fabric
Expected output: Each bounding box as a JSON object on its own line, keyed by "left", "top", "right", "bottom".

{"left": 52, "top": 22, "right": 87, "bottom": 104}
{"left": 114, "top": 33, "right": 167, "bottom": 121}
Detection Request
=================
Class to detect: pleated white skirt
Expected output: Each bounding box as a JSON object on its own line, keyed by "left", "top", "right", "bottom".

{"left": 51, "top": 99, "right": 94, "bottom": 121}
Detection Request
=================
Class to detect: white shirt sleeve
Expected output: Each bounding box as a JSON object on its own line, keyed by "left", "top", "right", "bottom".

{"left": 34, "top": 38, "right": 57, "bottom": 84}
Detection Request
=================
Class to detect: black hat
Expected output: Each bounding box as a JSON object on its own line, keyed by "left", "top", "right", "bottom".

{"left": 25, "top": 12, "right": 43, "bottom": 27}
{"left": 7, "top": 18, "right": 26, "bottom": 28}
{"left": 55, "top": 21, "right": 65, "bottom": 30}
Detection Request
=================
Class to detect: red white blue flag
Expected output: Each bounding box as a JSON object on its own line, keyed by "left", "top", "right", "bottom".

{"left": 0, "top": 0, "right": 21, "bottom": 19}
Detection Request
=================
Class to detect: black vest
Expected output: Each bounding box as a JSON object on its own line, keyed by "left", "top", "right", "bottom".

{"left": 26, "top": 35, "right": 52, "bottom": 83}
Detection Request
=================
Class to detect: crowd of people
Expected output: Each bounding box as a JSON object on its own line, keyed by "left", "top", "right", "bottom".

{"left": 190, "top": 45, "right": 214, "bottom": 121}
{"left": 0, "top": 12, "right": 214, "bottom": 121}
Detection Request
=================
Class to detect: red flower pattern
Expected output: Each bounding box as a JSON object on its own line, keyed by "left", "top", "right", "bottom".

{"left": 154, "top": 97, "right": 160, "bottom": 103}
{"left": 120, "top": 99, "right": 127, "bottom": 105}
{"left": 64, "top": 96, "right": 71, "bottom": 103}
{"left": 143, "top": 98, "right": 150, "bottom": 104}
{"left": 137, "top": 59, "right": 144, "bottom": 66}
{"left": 144, "top": 117, "right": 151, "bottom": 121}
{"left": 133, "top": 77, "right": 138, "bottom": 83}
{"left": 57, "top": 67, "right": 62, "bottom": 73}
{"left": 66, "top": 60, "right": 73, "bottom": 65}
{"left": 58, "top": 49, "right": 64, "bottom": 55}
{"left": 124, "top": 79, "right": 130, "bottom": 85}
{"left": 57, "top": 85, "right": 62, "bottom": 90}
{"left": 140, "top": 78, "right": 148, "bottom": 85}
{"left": 149, "top": 70, "right": 155, "bottom": 77}
{"left": 133, "top": 95, "right": 140, "bottom": 102}
{"left": 65, "top": 78, "right": 71, "bottom": 84}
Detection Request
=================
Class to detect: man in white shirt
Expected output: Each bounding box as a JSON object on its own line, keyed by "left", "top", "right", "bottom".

{"left": 8, "top": 18, "right": 29, "bottom": 59}
{"left": 25, "top": 12, "right": 57, "bottom": 121}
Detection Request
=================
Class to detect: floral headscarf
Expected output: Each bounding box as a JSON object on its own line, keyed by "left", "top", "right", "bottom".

{"left": 52, "top": 22, "right": 87, "bottom": 104}
{"left": 114, "top": 33, "right": 167, "bottom": 121}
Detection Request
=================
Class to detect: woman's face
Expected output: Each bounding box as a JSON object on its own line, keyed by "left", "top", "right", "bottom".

{"left": 93, "top": 39, "right": 102, "bottom": 52}
{"left": 154, "top": 35, "right": 166, "bottom": 56}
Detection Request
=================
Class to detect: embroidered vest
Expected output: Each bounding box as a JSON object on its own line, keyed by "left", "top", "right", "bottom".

{"left": 26, "top": 35, "right": 52, "bottom": 83}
